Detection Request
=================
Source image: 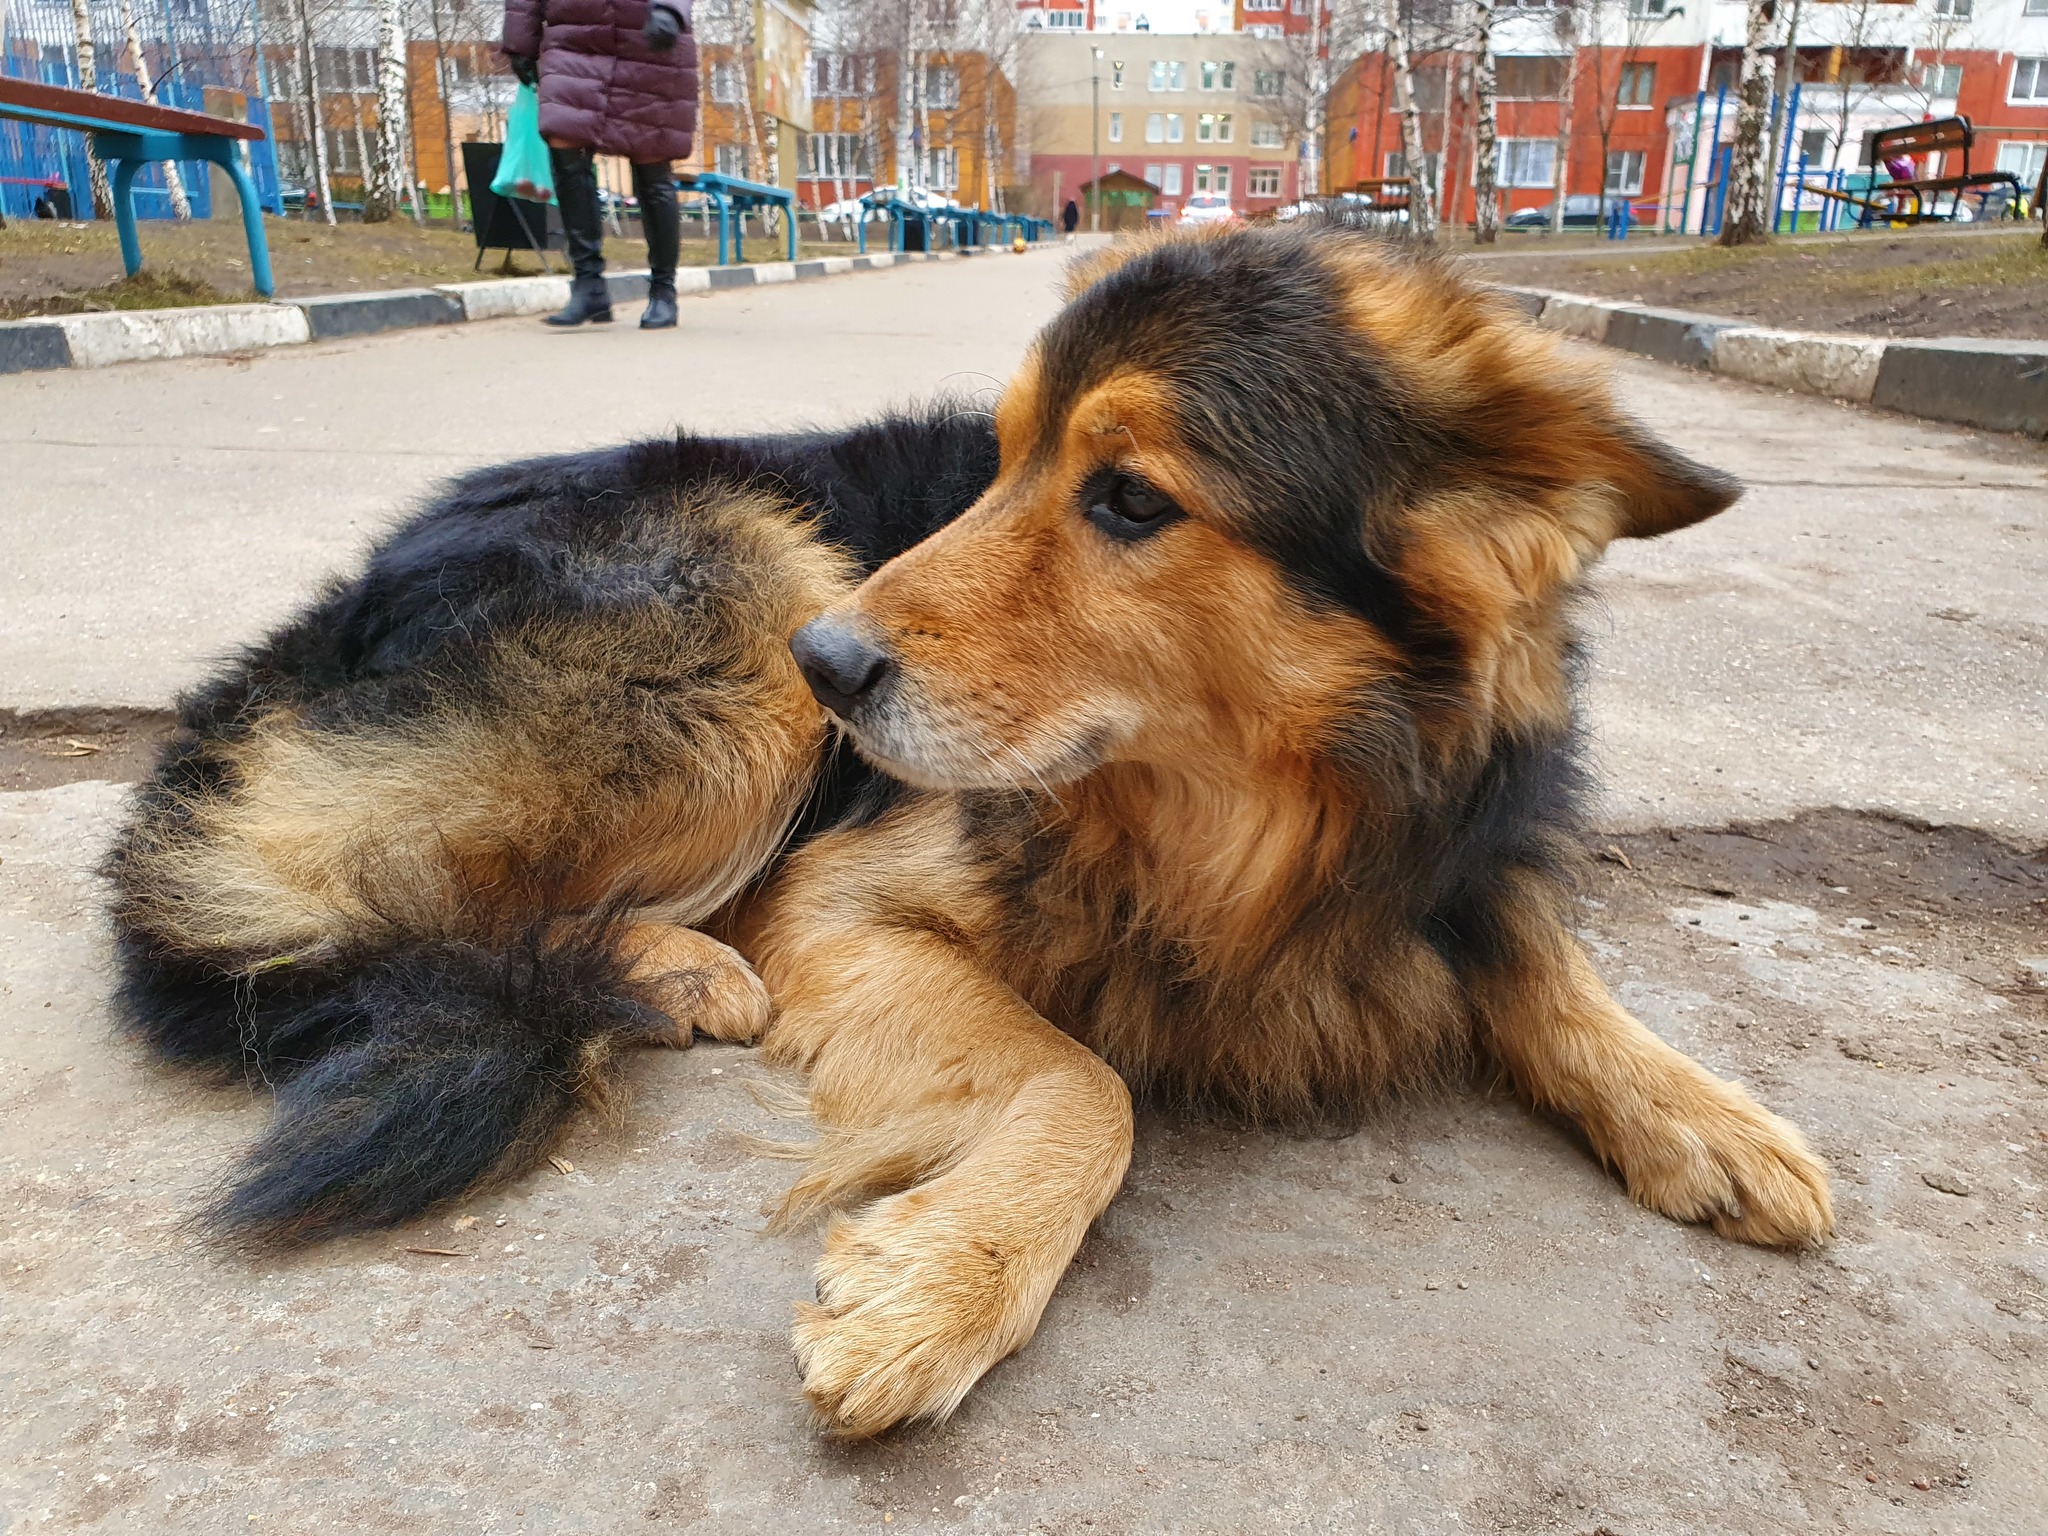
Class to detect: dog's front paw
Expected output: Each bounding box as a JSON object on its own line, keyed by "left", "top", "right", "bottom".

{"left": 620, "top": 924, "right": 772, "bottom": 1046}
{"left": 793, "top": 1196, "right": 1025, "bottom": 1437}
{"left": 1619, "top": 1082, "right": 1833, "bottom": 1248}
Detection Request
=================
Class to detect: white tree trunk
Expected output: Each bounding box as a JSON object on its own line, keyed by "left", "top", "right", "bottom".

{"left": 1547, "top": 10, "right": 1577, "bottom": 236}
{"left": 365, "top": 0, "right": 409, "bottom": 221}
{"left": 1471, "top": 0, "right": 1499, "bottom": 243}
{"left": 69, "top": 0, "right": 115, "bottom": 218}
{"left": 1388, "top": 3, "right": 1437, "bottom": 239}
{"left": 294, "top": 0, "right": 337, "bottom": 224}
{"left": 1719, "top": 0, "right": 1775, "bottom": 244}
{"left": 117, "top": 0, "right": 192, "bottom": 218}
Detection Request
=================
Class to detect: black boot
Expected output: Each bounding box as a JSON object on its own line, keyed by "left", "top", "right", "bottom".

{"left": 545, "top": 147, "right": 612, "bottom": 326}
{"left": 639, "top": 281, "right": 677, "bottom": 329}
{"left": 632, "top": 160, "right": 681, "bottom": 331}
{"left": 546, "top": 273, "right": 614, "bottom": 326}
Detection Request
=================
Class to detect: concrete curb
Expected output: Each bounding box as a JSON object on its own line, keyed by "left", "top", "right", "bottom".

{"left": 1501, "top": 284, "right": 2047, "bottom": 439}
{"left": 0, "top": 244, "right": 1038, "bottom": 375}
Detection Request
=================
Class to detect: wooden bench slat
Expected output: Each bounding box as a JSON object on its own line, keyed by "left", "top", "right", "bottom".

{"left": 0, "top": 75, "right": 264, "bottom": 141}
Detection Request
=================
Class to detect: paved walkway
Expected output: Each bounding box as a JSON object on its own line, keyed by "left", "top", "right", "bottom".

{"left": 3, "top": 249, "right": 2045, "bottom": 1535}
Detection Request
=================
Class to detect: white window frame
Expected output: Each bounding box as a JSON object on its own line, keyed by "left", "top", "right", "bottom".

{"left": 1499, "top": 137, "right": 1557, "bottom": 188}
{"left": 1618, "top": 61, "right": 1656, "bottom": 109}
{"left": 1996, "top": 140, "right": 2047, "bottom": 187}
{"left": 1109, "top": 111, "right": 1124, "bottom": 143}
{"left": 1146, "top": 112, "right": 1165, "bottom": 143}
{"left": 1161, "top": 162, "right": 1184, "bottom": 194}
{"left": 1253, "top": 68, "right": 1284, "bottom": 98}
{"left": 2014, "top": 58, "right": 2048, "bottom": 103}
{"left": 1166, "top": 113, "right": 1184, "bottom": 143}
{"left": 1250, "top": 119, "right": 1283, "bottom": 148}
{"left": 1605, "top": 148, "right": 1646, "bottom": 194}
{"left": 1247, "top": 165, "right": 1282, "bottom": 197}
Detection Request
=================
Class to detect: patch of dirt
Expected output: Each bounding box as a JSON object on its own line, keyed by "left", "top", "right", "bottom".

{"left": 1464, "top": 227, "right": 2048, "bottom": 339}
{"left": 0, "top": 217, "right": 855, "bottom": 308}
{"left": 1583, "top": 809, "right": 2048, "bottom": 1525}
{"left": 0, "top": 709, "right": 174, "bottom": 792}
{"left": 0, "top": 268, "right": 232, "bottom": 321}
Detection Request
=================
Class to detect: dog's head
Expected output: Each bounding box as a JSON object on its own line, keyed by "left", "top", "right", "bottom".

{"left": 793, "top": 225, "right": 1738, "bottom": 794}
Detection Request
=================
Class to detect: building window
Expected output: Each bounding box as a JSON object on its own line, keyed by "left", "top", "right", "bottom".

{"left": 1496, "top": 57, "right": 1568, "bottom": 101}
{"left": 1146, "top": 112, "right": 1165, "bottom": 142}
{"left": 1167, "top": 113, "right": 1183, "bottom": 142}
{"left": 1248, "top": 166, "right": 1281, "bottom": 197}
{"left": 1997, "top": 140, "right": 2048, "bottom": 187}
{"left": 1243, "top": 0, "right": 1281, "bottom": 9}
{"left": 1384, "top": 150, "right": 1441, "bottom": 186}
{"left": 2028, "top": 0, "right": 2048, "bottom": 15}
{"left": 1618, "top": 62, "right": 1656, "bottom": 107}
{"left": 715, "top": 143, "right": 749, "bottom": 176}
{"left": 2014, "top": 58, "right": 2048, "bottom": 101}
{"left": 1800, "top": 126, "right": 1829, "bottom": 165}
{"left": 1143, "top": 162, "right": 1163, "bottom": 186}
{"left": 1252, "top": 68, "right": 1284, "bottom": 98}
{"left": 1150, "top": 60, "right": 1165, "bottom": 89}
{"left": 926, "top": 66, "right": 959, "bottom": 110}
{"left": 812, "top": 53, "right": 860, "bottom": 99}
{"left": 1920, "top": 61, "right": 1962, "bottom": 98}
{"left": 1148, "top": 60, "right": 1185, "bottom": 91}
{"left": 1161, "top": 162, "right": 1183, "bottom": 194}
{"left": 1250, "top": 119, "right": 1283, "bottom": 148}
{"left": 1626, "top": 0, "right": 1667, "bottom": 14}
{"left": 1046, "top": 8, "right": 1084, "bottom": 27}
{"left": 924, "top": 147, "right": 958, "bottom": 190}
{"left": 1932, "top": 0, "right": 1970, "bottom": 14}
{"left": 1199, "top": 60, "right": 1235, "bottom": 91}
{"left": 1196, "top": 112, "right": 1232, "bottom": 143}
{"left": 1193, "top": 163, "right": 1230, "bottom": 195}
{"left": 1605, "top": 149, "right": 1646, "bottom": 194}
{"left": 710, "top": 62, "right": 742, "bottom": 105}
{"left": 1112, "top": 63, "right": 1125, "bottom": 89}
{"left": 1109, "top": 111, "right": 1124, "bottom": 143}
{"left": 1499, "top": 138, "right": 1557, "bottom": 187}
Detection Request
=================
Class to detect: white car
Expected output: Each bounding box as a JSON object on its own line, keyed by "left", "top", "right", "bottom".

{"left": 1176, "top": 193, "right": 1238, "bottom": 226}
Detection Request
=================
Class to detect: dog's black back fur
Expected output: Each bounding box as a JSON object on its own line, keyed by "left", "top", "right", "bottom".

{"left": 109, "top": 405, "right": 997, "bottom": 1243}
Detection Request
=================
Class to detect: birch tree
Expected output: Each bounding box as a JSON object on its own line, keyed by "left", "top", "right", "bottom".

{"left": 1386, "top": 0, "right": 1438, "bottom": 238}
{"left": 364, "top": 0, "right": 410, "bottom": 221}
{"left": 69, "top": 0, "right": 115, "bottom": 217}
{"left": 1470, "top": 0, "right": 1499, "bottom": 242}
{"left": 292, "top": 0, "right": 337, "bottom": 223}
{"left": 1717, "top": 0, "right": 1775, "bottom": 245}
{"left": 1547, "top": 1, "right": 1579, "bottom": 236}
{"left": 117, "top": 0, "right": 192, "bottom": 217}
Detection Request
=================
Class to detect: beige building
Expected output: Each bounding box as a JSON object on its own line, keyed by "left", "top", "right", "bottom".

{"left": 1018, "top": 29, "right": 1302, "bottom": 221}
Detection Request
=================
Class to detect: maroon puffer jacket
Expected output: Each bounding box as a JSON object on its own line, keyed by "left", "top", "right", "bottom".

{"left": 502, "top": 0, "right": 697, "bottom": 164}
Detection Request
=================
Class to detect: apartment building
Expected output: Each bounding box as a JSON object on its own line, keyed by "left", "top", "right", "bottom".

{"left": 1328, "top": 0, "right": 2048, "bottom": 227}
{"left": 797, "top": 47, "right": 1020, "bottom": 209}
{"left": 1018, "top": 0, "right": 1238, "bottom": 32}
{"left": 1021, "top": 27, "right": 1303, "bottom": 217}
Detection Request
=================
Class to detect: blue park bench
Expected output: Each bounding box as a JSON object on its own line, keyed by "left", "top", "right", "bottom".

{"left": 0, "top": 75, "right": 274, "bottom": 297}
{"left": 678, "top": 170, "right": 797, "bottom": 265}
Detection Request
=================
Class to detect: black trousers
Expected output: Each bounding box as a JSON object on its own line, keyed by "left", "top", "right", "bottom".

{"left": 549, "top": 147, "right": 680, "bottom": 289}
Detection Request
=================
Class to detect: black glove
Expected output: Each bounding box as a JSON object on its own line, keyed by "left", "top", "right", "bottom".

{"left": 643, "top": 3, "right": 684, "bottom": 51}
{"left": 507, "top": 51, "right": 538, "bottom": 86}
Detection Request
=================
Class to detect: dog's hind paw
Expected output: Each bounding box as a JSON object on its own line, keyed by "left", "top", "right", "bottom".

{"left": 1619, "top": 1083, "right": 1834, "bottom": 1249}
{"left": 619, "top": 923, "right": 772, "bottom": 1046}
{"left": 793, "top": 1199, "right": 1024, "bottom": 1437}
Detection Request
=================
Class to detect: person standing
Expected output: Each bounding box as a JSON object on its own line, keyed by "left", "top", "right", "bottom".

{"left": 1061, "top": 198, "right": 1080, "bottom": 239}
{"left": 502, "top": 0, "right": 697, "bottom": 329}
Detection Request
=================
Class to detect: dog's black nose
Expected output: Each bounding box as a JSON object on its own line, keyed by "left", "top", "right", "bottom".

{"left": 791, "top": 617, "right": 892, "bottom": 717}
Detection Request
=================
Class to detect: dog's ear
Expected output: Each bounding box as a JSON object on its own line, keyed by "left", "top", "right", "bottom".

{"left": 1603, "top": 418, "right": 1743, "bottom": 540}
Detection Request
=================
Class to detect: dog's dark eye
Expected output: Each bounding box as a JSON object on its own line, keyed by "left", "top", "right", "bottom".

{"left": 1084, "top": 474, "right": 1183, "bottom": 543}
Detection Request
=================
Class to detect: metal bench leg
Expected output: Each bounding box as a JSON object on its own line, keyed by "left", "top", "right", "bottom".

{"left": 219, "top": 147, "right": 275, "bottom": 297}
{"left": 785, "top": 201, "right": 797, "bottom": 261}
{"left": 110, "top": 158, "right": 144, "bottom": 279}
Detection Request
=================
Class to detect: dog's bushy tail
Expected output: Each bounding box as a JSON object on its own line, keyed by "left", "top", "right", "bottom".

{"left": 116, "top": 920, "right": 665, "bottom": 1247}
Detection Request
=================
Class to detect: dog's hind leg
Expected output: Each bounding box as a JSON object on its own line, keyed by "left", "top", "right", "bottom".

{"left": 616, "top": 921, "right": 771, "bottom": 1047}
{"left": 1469, "top": 869, "right": 1833, "bottom": 1249}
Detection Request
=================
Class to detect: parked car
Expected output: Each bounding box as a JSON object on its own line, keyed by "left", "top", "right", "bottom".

{"left": 1503, "top": 194, "right": 1643, "bottom": 231}
{"left": 1176, "top": 193, "right": 1238, "bottom": 227}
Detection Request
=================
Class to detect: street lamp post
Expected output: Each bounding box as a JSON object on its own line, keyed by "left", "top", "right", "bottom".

{"left": 1090, "top": 47, "right": 1103, "bottom": 233}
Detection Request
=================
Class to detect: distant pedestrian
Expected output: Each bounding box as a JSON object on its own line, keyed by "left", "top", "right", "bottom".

{"left": 1062, "top": 198, "right": 1080, "bottom": 239}
{"left": 502, "top": 0, "right": 697, "bottom": 330}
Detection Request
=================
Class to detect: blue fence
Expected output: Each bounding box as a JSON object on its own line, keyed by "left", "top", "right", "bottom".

{"left": 2, "top": 53, "right": 284, "bottom": 223}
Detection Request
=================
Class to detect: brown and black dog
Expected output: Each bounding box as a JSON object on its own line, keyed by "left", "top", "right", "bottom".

{"left": 107, "top": 224, "right": 1831, "bottom": 1437}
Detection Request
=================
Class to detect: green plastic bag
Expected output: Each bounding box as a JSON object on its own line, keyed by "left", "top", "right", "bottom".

{"left": 492, "top": 83, "right": 555, "bottom": 205}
